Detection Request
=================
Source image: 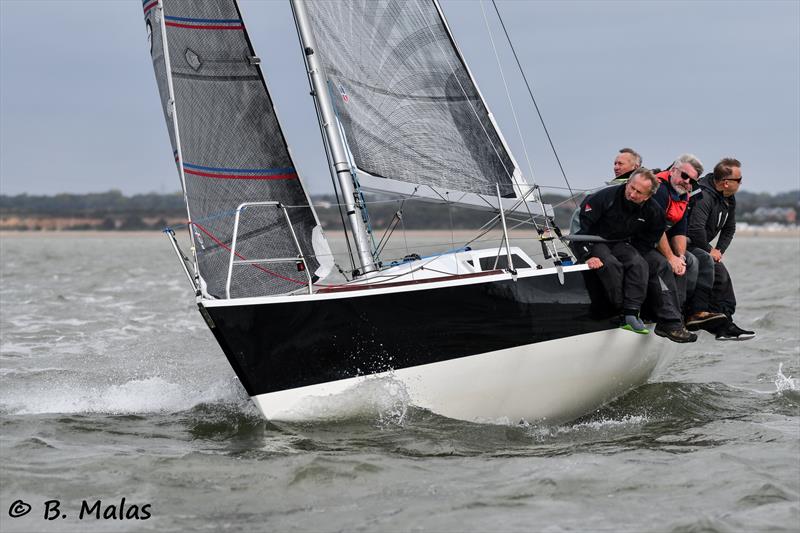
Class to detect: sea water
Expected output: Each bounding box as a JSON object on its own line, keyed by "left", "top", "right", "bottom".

{"left": 0, "top": 233, "right": 798, "bottom": 532}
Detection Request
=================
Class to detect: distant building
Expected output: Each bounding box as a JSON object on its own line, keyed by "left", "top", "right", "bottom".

{"left": 746, "top": 207, "right": 797, "bottom": 224}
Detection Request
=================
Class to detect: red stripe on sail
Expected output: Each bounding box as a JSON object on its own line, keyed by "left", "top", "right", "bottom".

{"left": 165, "top": 22, "right": 243, "bottom": 30}
{"left": 183, "top": 168, "right": 297, "bottom": 180}
{"left": 143, "top": 2, "right": 157, "bottom": 15}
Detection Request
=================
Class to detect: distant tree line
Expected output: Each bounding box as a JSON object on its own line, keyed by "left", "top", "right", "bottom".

{"left": 0, "top": 190, "right": 186, "bottom": 216}
{"left": 1, "top": 189, "right": 797, "bottom": 231}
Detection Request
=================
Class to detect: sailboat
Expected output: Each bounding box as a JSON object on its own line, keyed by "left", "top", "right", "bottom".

{"left": 142, "top": 0, "right": 669, "bottom": 424}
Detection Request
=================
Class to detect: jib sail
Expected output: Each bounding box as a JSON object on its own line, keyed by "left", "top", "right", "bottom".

{"left": 143, "top": 0, "right": 331, "bottom": 298}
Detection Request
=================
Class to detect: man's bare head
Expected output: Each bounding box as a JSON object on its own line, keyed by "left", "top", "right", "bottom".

{"left": 614, "top": 148, "right": 642, "bottom": 177}
{"left": 625, "top": 168, "right": 658, "bottom": 204}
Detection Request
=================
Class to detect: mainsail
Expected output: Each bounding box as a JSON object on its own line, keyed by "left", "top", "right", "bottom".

{"left": 144, "top": 0, "right": 330, "bottom": 298}
{"left": 301, "top": 0, "right": 525, "bottom": 200}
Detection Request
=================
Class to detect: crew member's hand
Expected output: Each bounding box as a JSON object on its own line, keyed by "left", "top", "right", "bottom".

{"left": 710, "top": 248, "right": 723, "bottom": 262}
{"left": 668, "top": 255, "right": 686, "bottom": 276}
{"left": 586, "top": 257, "right": 603, "bottom": 269}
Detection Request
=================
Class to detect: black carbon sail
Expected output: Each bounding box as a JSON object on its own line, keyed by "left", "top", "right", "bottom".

{"left": 300, "top": 0, "right": 525, "bottom": 199}
{"left": 143, "top": 0, "right": 331, "bottom": 298}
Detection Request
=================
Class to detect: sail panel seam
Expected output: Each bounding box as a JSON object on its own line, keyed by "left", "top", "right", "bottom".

{"left": 172, "top": 73, "right": 260, "bottom": 82}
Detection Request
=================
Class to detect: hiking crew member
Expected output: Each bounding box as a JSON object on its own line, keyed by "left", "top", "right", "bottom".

{"left": 610, "top": 147, "right": 642, "bottom": 185}
{"left": 570, "top": 147, "right": 645, "bottom": 235}
{"left": 572, "top": 168, "right": 665, "bottom": 336}
{"left": 639, "top": 154, "right": 726, "bottom": 343}
{"left": 687, "top": 158, "right": 755, "bottom": 340}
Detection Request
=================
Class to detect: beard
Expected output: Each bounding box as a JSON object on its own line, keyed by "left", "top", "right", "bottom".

{"left": 673, "top": 183, "right": 689, "bottom": 195}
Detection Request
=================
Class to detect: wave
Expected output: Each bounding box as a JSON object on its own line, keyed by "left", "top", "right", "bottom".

{"left": 272, "top": 376, "right": 412, "bottom": 427}
{"left": 0, "top": 375, "right": 246, "bottom": 416}
{"left": 774, "top": 363, "right": 798, "bottom": 392}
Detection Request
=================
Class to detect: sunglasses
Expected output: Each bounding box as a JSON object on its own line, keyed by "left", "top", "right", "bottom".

{"left": 724, "top": 177, "right": 743, "bottom": 183}
{"left": 679, "top": 170, "right": 698, "bottom": 183}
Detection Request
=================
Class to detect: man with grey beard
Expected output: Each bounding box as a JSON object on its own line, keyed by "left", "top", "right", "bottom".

{"left": 637, "top": 154, "right": 726, "bottom": 343}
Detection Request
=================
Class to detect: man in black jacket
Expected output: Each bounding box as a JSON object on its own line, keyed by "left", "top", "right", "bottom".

{"left": 573, "top": 168, "right": 667, "bottom": 336}
{"left": 687, "top": 158, "right": 755, "bottom": 340}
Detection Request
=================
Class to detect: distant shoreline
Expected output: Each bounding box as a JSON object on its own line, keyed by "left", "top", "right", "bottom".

{"left": 2, "top": 227, "right": 798, "bottom": 239}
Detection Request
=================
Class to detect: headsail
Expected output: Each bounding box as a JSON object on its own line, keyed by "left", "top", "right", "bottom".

{"left": 300, "top": 0, "right": 526, "bottom": 200}
{"left": 143, "top": 0, "right": 331, "bottom": 298}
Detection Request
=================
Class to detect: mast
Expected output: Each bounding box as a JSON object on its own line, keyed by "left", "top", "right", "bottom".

{"left": 290, "top": 0, "right": 377, "bottom": 276}
{"left": 153, "top": 0, "right": 200, "bottom": 286}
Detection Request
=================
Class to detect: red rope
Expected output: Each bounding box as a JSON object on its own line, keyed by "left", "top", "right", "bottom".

{"left": 190, "top": 222, "right": 308, "bottom": 286}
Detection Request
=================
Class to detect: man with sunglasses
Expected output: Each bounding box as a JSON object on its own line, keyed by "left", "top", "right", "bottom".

{"left": 687, "top": 158, "right": 755, "bottom": 340}
{"left": 637, "top": 154, "right": 725, "bottom": 342}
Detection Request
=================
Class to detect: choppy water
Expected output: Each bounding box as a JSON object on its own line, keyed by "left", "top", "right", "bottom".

{"left": 1, "top": 233, "right": 798, "bottom": 532}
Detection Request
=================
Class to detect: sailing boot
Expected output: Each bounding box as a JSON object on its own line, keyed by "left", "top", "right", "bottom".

{"left": 685, "top": 311, "right": 728, "bottom": 332}
{"left": 621, "top": 313, "right": 649, "bottom": 335}
{"left": 654, "top": 323, "right": 698, "bottom": 343}
{"left": 715, "top": 322, "right": 756, "bottom": 341}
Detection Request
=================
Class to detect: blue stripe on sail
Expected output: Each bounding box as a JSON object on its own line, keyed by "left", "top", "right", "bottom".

{"left": 163, "top": 15, "right": 242, "bottom": 24}
{"left": 182, "top": 162, "right": 295, "bottom": 175}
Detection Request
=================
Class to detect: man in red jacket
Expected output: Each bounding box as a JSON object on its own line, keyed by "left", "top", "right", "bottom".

{"left": 636, "top": 154, "right": 725, "bottom": 342}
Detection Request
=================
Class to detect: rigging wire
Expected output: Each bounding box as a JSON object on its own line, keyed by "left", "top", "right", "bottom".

{"left": 478, "top": 1, "right": 535, "bottom": 186}
{"left": 490, "top": 0, "right": 578, "bottom": 208}
{"left": 478, "top": 0, "right": 554, "bottom": 258}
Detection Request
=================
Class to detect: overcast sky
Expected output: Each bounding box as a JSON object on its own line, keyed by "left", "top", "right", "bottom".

{"left": 1, "top": 0, "right": 798, "bottom": 196}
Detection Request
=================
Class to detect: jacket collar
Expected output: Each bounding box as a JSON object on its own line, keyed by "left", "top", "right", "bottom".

{"left": 698, "top": 173, "right": 736, "bottom": 206}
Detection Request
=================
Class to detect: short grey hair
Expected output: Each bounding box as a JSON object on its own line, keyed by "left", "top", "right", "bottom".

{"left": 629, "top": 167, "right": 659, "bottom": 195}
{"left": 673, "top": 153, "right": 704, "bottom": 177}
{"left": 619, "top": 147, "right": 642, "bottom": 167}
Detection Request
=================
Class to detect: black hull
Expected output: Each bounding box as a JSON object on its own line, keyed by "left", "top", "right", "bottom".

{"left": 201, "top": 271, "right": 617, "bottom": 397}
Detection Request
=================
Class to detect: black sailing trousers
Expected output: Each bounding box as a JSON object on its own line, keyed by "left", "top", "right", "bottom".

{"left": 641, "top": 249, "right": 684, "bottom": 328}
{"left": 686, "top": 248, "right": 716, "bottom": 314}
{"left": 689, "top": 247, "right": 737, "bottom": 317}
{"left": 590, "top": 242, "right": 648, "bottom": 313}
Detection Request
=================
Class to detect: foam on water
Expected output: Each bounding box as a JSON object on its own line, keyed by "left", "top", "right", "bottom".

{"left": 1, "top": 376, "right": 245, "bottom": 415}
{"left": 774, "top": 363, "right": 798, "bottom": 392}
{"left": 526, "top": 414, "right": 649, "bottom": 439}
{"left": 276, "top": 375, "right": 411, "bottom": 426}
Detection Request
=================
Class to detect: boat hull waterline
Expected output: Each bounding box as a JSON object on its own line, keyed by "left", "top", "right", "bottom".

{"left": 251, "top": 329, "right": 666, "bottom": 424}
{"left": 201, "top": 268, "right": 670, "bottom": 424}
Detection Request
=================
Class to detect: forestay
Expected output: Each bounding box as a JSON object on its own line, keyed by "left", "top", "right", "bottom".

{"left": 301, "top": 0, "right": 525, "bottom": 199}
{"left": 143, "top": 0, "right": 331, "bottom": 298}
